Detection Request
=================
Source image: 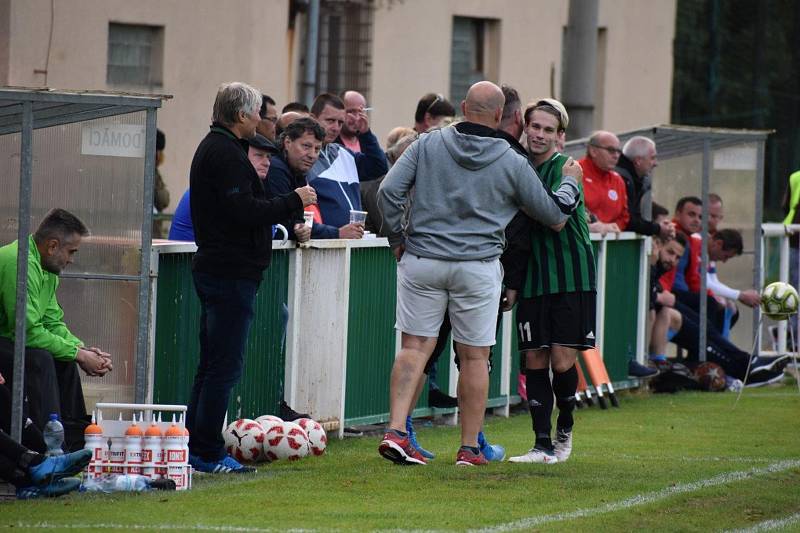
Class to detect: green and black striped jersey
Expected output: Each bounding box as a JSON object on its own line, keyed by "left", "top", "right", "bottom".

{"left": 523, "top": 152, "right": 596, "bottom": 297}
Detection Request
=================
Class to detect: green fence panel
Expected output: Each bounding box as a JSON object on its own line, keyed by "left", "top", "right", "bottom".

{"left": 600, "top": 240, "right": 641, "bottom": 381}
{"left": 153, "top": 250, "right": 290, "bottom": 419}
{"left": 344, "top": 247, "right": 397, "bottom": 424}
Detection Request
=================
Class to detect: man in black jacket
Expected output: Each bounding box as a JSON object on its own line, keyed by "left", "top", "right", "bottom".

{"left": 616, "top": 136, "right": 673, "bottom": 239}
{"left": 187, "top": 82, "right": 316, "bottom": 474}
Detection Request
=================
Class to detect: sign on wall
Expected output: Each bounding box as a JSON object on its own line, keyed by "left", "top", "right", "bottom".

{"left": 81, "top": 124, "right": 146, "bottom": 158}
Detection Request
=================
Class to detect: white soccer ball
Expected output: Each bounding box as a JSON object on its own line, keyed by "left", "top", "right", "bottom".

{"left": 255, "top": 414, "right": 284, "bottom": 427}
{"left": 296, "top": 418, "right": 327, "bottom": 456}
{"left": 223, "top": 419, "right": 266, "bottom": 463}
{"left": 260, "top": 418, "right": 287, "bottom": 462}
{"left": 266, "top": 421, "right": 309, "bottom": 461}
{"left": 761, "top": 282, "right": 799, "bottom": 320}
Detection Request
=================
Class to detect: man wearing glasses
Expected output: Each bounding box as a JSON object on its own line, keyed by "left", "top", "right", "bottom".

{"left": 579, "top": 131, "right": 630, "bottom": 234}
{"left": 257, "top": 94, "right": 279, "bottom": 142}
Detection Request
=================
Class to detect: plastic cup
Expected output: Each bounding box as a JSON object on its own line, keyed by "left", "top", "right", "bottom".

{"left": 349, "top": 210, "right": 367, "bottom": 226}
{"left": 303, "top": 211, "right": 315, "bottom": 228}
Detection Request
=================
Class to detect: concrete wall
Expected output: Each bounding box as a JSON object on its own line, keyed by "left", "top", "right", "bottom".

{"left": 1, "top": 0, "right": 676, "bottom": 213}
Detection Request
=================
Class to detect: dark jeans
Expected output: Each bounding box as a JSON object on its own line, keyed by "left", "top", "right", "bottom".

{"left": 0, "top": 337, "right": 86, "bottom": 451}
{"left": 186, "top": 272, "right": 259, "bottom": 461}
{"left": 672, "top": 301, "right": 750, "bottom": 380}
{"left": 674, "top": 289, "right": 735, "bottom": 333}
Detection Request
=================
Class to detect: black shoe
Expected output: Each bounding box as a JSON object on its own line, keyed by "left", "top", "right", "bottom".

{"left": 628, "top": 360, "right": 659, "bottom": 378}
{"left": 279, "top": 400, "right": 309, "bottom": 422}
{"left": 750, "top": 355, "right": 790, "bottom": 376}
{"left": 428, "top": 388, "right": 458, "bottom": 408}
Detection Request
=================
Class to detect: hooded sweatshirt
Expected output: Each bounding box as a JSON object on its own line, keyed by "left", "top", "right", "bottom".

{"left": 378, "top": 122, "right": 579, "bottom": 261}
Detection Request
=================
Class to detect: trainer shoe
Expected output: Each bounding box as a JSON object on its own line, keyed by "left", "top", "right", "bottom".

{"left": 455, "top": 447, "right": 488, "bottom": 466}
{"left": 508, "top": 445, "right": 558, "bottom": 464}
{"left": 628, "top": 360, "right": 659, "bottom": 378}
{"left": 428, "top": 388, "right": 459, "bottom": 408}
{"left": 189, "top": 454, "right": 257, "bottom": 474}
{"left": 744, "top": 369, "right": 786, "bottom": 388}
{"left": 477, "top": 431, "right": 505, "bottom": 461}
{"left": 553, "top": 429, "right": 573, "bottom": 462}
{"left": 379, "top": 431, "right": 427, "bottom": 465}
{"left": 16, "top": 477, "right": 81, "bottom": 499}
{"left": 279, "top": 400, "right": 310, "bottom": 422}
{"left": 406, "top": 416, "right": 434, "bottom": 459}
{"left": 749, "top": 355, "right": 791, "bottom": 376}
{"left": 28, "top": 448, "right": 92, "bottom": 485}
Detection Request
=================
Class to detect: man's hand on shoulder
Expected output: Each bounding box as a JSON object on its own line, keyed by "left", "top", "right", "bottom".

{"left": 561, "top": 157, "right": 583, "bottom": 180}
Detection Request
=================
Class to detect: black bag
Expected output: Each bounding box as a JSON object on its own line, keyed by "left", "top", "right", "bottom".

{"left": 649, "top": 362, "right": 703, "bottom": 393}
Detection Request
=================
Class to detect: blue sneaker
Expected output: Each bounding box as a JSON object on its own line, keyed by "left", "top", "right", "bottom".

{"left": 28, "top": 449, "right": 92, "bottom": 485}
{"left": 406, "top": 416, "right": 435, "bottom": 459}
{"left": 477, "top": 431, "right": 505, "bottom": 461}
{"left": 17, "top": 477, "right": 82, "bottom": 499}
{"left": 189, "top": 453, "right": 257, "bottom": 474}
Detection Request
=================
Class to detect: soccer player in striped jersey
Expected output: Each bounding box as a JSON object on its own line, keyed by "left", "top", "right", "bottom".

{"left": 509, "top": 99, "right": 596, "bottom": 464}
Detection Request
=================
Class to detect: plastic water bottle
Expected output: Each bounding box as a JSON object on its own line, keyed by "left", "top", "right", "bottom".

{"left": 43, "top": 413, "right": 64, "bottom": 456}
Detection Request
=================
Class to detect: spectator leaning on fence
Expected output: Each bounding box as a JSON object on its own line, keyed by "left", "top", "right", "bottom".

{"left": 185, "top": 82, "right": 316, "bottom": 475}
{"left": 580, "top": 130, "right": 629, "bottom": 235}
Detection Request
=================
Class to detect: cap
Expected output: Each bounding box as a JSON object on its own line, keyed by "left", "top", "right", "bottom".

{"left": 534, "top": 98, "right": 569, "bottom": 130}
{"left": 247, "top": 133, "right": 280, "bottom": 155}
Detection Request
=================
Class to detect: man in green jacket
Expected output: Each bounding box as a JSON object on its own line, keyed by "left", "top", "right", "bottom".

{"left": 0, "top": 209, "right": 111, "bottom": 450}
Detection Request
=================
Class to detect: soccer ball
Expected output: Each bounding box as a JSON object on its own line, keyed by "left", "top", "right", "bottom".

{"left": 255, "top": 414, "right": 283, "bottom": 428}
{"left": 266, "top": 422, "right": 309, "bottom": 461}
{"left": 693, "top": 362, "right": 727, "bottom": 392}
{"left": 223, "top": 419, "right": 265, "bottom": 463}
{"left": 260, "top": 418, "right": 287, "bottom": 461}
{"left": 296, "top": 418, "right": 328, "bottom": 456}
{"left": 761, "top": 281, "right": 799, "bottom": 320}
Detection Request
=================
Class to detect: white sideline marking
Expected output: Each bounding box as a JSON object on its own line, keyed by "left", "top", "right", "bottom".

{"left": 583, "top": 453, "right": 774, "bottom": 464}
{"left": 726, "top": 512, "right": 800, "bottom": 532}
{"left": 471, "top": 460, "right": 800, "bottom": 533}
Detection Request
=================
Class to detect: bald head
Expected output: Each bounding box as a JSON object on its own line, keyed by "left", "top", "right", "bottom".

{"left": 276, "top": 111, "right": 308, "bottom": 138}
{"left": 587, "top": 130, "right": 621, "bottom": 172}
{"left": 461, "top": 81, "right": 505, "bottom": 128}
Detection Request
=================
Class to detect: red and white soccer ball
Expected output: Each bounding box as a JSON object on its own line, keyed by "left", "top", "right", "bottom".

{"left": 255, "top": 414, "right": 283, "bottom": 427}
{"left": 296, "top": 418, "right": 327, "bottom": 456}
{"left": 223, "top": 419, "right": 265, "bottom": 463}
{"left": 260, "top": 418, "right": 287, "bottom": 462}
{"left": 265, "top": 421, "right": 309, "bottom": 461}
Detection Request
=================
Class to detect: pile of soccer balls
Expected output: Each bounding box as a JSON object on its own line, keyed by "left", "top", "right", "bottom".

{"left": 761, "top": 281, "right": 800, "bottom": 320}
{"left": 222, "top": 415, "right": 328, "bottom": 464}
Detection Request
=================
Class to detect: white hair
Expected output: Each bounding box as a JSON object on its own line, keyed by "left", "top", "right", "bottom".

{"left": 212, "top": 82, "right": 262, "bottom": 127}
{"left": 622, "top": 136, "right": 656, "bottom": 159}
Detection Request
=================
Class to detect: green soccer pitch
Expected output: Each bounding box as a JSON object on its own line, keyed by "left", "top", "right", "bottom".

{"left": 3, "top": 379, "right": 799, "bottom": 532}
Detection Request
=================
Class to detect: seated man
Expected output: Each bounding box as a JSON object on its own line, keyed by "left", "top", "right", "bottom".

{"left": 649, "top": 235, "right": 787, "bottom": 386}
{"left": 307, "top": 93, "right": 388, "bottom": 238}
{"left": 168, "top": 134, "right": 281, "bottom": 242}
{"left": 579, "top": 130, "right": 629, "bottom": 235}
{"left": 0, "top": 209, "right": 112, "bottom": 451}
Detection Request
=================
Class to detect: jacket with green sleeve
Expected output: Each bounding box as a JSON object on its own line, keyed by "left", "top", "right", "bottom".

{"left": 0, "top": 236, "right": 83, "bottom": 361}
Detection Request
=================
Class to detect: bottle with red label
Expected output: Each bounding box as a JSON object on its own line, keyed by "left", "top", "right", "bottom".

{"left": 124, "top": 414, "right": 143, "bottom": 475}
{"left": 164, "top": 418, "right": 186, "bottom": 490}
{"left": 142, "top": 418, "right": 163, "bottom": 479}
{"left": 83, "top": 411, "right": 105, "bottom": 479}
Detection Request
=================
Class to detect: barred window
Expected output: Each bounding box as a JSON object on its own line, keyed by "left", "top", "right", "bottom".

{"left": 313, "top": 0, "right": 374, "bottom": 99}
{"left": 107, "top": 23, "right": 164, "bottom": 89}
{"left": 450, "top": 17, "right": 500, "bottom": 105}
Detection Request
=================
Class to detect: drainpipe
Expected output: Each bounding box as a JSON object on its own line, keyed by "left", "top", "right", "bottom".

{"left": 302, "top": 0, "right": 320, "bottom": 106}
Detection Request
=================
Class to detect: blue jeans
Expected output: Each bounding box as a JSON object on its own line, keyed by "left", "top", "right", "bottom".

{"left": 186, "top": 272, "right": 259, "bottom": 461}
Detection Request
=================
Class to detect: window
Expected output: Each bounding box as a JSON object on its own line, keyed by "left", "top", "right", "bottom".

{"left": 450, "top": 17, "right": 500, "bottom": 105}
{"left": 312, "top": 0, "right": 374, "bottom": 99}
{"left": 107, "top": 23, "right": 164, "bottom": 89}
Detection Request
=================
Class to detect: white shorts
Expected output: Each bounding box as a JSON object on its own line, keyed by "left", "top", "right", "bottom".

{"left": 395, "top": 253, "right": 502, "bottom": 347}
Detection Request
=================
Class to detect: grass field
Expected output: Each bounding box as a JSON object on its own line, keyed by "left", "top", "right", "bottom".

{"left": 2, "top": 380, "right": 799, "bottom": 532}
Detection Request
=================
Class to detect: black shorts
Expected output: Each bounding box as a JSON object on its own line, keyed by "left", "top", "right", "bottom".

{"left": 516, "top": 291, "right": 596, "bottom": 352}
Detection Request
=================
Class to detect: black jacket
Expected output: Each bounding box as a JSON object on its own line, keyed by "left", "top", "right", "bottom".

{"left": 190, "top": 124, "right": 303, "bottom": 280}
{"left": 616, "top": 154, "right": 660, "bottom": 236}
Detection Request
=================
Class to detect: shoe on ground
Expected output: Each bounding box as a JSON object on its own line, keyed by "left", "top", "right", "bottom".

{"left": 428, "top": 388, "right": 458, "bottom": 408}
{"left": 455, "top": 447, "right": 488, "bottom": 466}
{"left": 189, "top": 454, "right": 257, "bottom": 474}
{"left": 378, "top": 431, "right": 427, "bottom": 465}
{"left": 749, "top": 355, "right": 791, "bottom": 376}
{"left": 477, "top": 431, "right": 505, "bottom": 461}
{"left": 279, "top": 400, "right": 309, "bottom": 422}
{"left": 28, "top": 448, "right": 92, "bottom": 485}
{"left": 553, "top": 429, "right": 573, "bottom": 462}
{"left": 508, "top": 444, "right": 558, "bottom": 464}
{"left": 406, "top": 417, "right": 434, "bottom": 459}
{"left": 628, "top": 360, "right": 659, "bottom": 378}
{"left": 744, "top": 368, "right": 785, "bottom": 388}
{"left": 17, "top": 477, "right": 81, "bottom": 499}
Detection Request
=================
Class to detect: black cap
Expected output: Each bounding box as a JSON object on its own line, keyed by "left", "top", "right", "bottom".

{"left": 247, "top": 133, "right": 280, "bottom": 154}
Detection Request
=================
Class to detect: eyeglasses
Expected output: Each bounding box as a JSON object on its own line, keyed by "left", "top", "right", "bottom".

{"left": 589, "top": 143, "right": 622, "bottom": 155}
{"left": 261, "top": 115, "right": 278, "bottom": 124}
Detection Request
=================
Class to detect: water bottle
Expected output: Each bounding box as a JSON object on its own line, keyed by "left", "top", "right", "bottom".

{"left": 43, "top": 413, "right": 64, "bottom": 456}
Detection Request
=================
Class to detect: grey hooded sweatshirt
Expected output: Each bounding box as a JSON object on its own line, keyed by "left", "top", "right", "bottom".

{"left": 378, "top": 122, "right": 580, "bottom": 261}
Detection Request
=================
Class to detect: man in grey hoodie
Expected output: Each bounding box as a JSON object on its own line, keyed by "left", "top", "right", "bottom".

{"left": 377, "top": 81, "right": 584, "bottom": 466}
